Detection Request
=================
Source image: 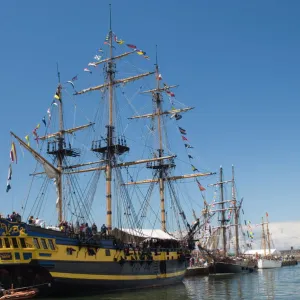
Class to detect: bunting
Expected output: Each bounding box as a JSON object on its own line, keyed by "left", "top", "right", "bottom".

{"left": 179, "top": 127, "right": 186, "bottom": 135}
{"left": 10, "top": 142, "right": 17, "bottom": 164}
{"left": 188, "top": 154, "right": 193, "bottom": 159}
{"left": 196, "top": 179, "right": 206, "bottom": 191}
{"left": 42, "top": 117, "right": 46, "bottom": 127}
{"left": 54, "top": 86, "right": 61, "bottom": 101}
{"left": 181, "top": 136, "right": 188, "bottom": 141}
{"left": 71, "top": 75, "right": 78, "bottom": 81}
{"left": 184, "top": 144, "right": 193, "bottom": 148}
{"left": 191, "top": 165, "right": 199, "bottom": 172}
{"left": 126, "top": 44, "right": 137, "bottom": 49}
{"left": 84, "top": 68, "right": 92, "bottom": 74}
{"left": 25, "top": 135, "right": 30, "bottom": 146}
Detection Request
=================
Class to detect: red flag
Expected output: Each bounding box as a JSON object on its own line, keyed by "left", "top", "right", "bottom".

{"left": 126, "top": 44, "right": 137, "bottom": 49}
{"left": 181, "top": 136, "right": 188, "bottom": 141}
{"left": 197, "top": 179, "right": 206, "bottom": 191}
{"left": 266, "top": 212, "right": 268, "bottom": 217}
{"left": 10, "top": 142, "right": 17, "bottom": 164}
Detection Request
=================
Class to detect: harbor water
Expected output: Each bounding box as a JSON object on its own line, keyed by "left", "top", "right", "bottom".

{"left": 46, "top": 265, "right": 300, "bottom": 300}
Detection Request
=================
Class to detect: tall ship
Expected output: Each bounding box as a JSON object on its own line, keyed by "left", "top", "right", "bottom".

{"left": 202, "top": 166, "right": 255, "bottom": 274}
{"left": 1, "top": 7, "right": 214, "bottom": 294}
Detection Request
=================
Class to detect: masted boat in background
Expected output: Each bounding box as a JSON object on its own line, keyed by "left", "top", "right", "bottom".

{"left": 1, "top": 6, "right": 214, "bottom": 295}
{"left": 199, "top": 166, "right": 255, "bottom": 274}
{"left": 257, "top": 213, "right": 282, "bottom": 269}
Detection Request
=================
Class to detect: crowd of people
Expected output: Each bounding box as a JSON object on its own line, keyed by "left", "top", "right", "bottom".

{"left": 0, "top": 212, "right": 22, "bottom": 223}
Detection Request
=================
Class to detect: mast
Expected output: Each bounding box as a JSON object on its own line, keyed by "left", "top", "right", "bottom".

{"left": 106, "top": 4, "right": 114, "bottom": 233}
{"left": 266, "top": 213, "right": 271, "bottom": 255}
{"left": 261, "top": 216, "right": 266, "bottom": 256}
{"left": 220, "top": 166, "right": 227, "bottom": 256}
{"left": 232, "top": 165, "right": 239, "bottom": 256}
{"left": 56, "top": 65, "right": 64, "bottom": 223}
{"left": 155, "top": 49, "right": 166, "bottom": 231}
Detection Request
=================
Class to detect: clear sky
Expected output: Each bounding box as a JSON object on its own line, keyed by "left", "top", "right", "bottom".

{"left": 0, "top": 0, "right": 300, "bottom": 227}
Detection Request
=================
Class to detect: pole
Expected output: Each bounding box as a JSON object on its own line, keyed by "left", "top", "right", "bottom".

{"left": 220, "top": 166, "right": 227, "bottom": 256}
{"left": 106, "top": 4, "right": 114, "bottom": 233}
{"left": 232, "top": 165, "right": 239, "bottom": 256}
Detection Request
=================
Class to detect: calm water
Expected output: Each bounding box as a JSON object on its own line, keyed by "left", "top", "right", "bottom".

{"left": 47, "top": 265, "right": 300, "bottom": 300}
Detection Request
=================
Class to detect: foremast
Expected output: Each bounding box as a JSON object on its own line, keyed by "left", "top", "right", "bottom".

{"left": 220, "top": 166, "right": 227, "bottom": 256}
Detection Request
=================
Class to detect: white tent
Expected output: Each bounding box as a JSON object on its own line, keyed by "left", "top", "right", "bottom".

{"left": 244, "top": 249, "right": 281, "bottom": 256}
{"left": 114, "top": 228, "right": 177, "bottom": 240}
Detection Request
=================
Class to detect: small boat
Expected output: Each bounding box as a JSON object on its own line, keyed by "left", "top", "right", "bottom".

{"left": 0, "top": 287, "right": 38, "bottom": 300}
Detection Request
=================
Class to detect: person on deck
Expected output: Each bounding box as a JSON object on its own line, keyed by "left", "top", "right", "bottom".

{"left": 101, "top": 224, "right": 107, "bottom": 237}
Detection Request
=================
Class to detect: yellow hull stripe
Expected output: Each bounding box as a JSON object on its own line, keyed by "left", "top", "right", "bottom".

{"left": 50, "top": 270, "right": 185, "bottom": 281}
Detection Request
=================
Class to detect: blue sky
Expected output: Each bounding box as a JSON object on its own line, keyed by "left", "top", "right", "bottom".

{"left": 0, "top": 0, "right": 300, "bottom": 228}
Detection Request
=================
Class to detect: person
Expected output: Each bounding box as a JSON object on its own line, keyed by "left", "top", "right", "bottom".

{"left": 101, "top": 224, "right": 107, "bottom": 237}
{"left": 10, "top": 212, "right": 17, "bottom": 222}
{"left": 92, "top": 223, "right": 97, "bottom": 235}
{"left": 28, "top": 216, "right": 35, "bottom": 224}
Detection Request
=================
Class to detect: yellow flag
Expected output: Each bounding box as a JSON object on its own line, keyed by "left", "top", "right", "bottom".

{"left": 25, "top": 135, "right": 30, "bottom": 146}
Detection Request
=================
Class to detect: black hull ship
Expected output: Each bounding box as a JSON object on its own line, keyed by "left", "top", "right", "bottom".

{"left": 1, "top": 6, "right": 213, "bottom": 295}
{"left": 197, "top": 166, "right": 255, "bottom": 275}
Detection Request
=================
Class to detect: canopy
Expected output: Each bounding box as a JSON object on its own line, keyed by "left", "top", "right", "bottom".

{"left": 112, "top": 228, "right": 177, "bottom": 241}
{"left": 244, "top": 249, "right": 281, "bottom": 256}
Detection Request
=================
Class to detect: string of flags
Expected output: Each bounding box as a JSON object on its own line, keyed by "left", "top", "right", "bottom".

{"left": 7, "top": 86, "right": 62, "bottom": 192}
{"left": 175, "top": 114, "right": 206, "bottom": 193}
{"left": 7, "top": 143, "right": 17, "bottom": 192}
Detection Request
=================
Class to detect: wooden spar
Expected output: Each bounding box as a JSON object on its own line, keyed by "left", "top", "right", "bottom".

{"left": 128, "top": 107, "right": 194, "bottom": 120}
{"left": 232, "top": 165, "right": 239, "bottom": 256}
{"left": 208, "top": 179, "right": 232, "bottom": 186}
{"left": 154, "top": 61, "right": 166, "bottom": 232}
{"left": 220, "top": 166, "right": 227, "bottom": 257}
{"left": 75, "top": 72, "right": 155, "bottom": 95}
{"left": 212, "top": 200, "right": 234, "bottom": 205}
{"left": 10, "top": 132, "right": 60, "bottom": 177}
{"left": 63, "top": 160, "right": 107, "bottom": 170}
{"left": 265, "top": 213, "right": 271, "bottom": 255}
{"left": 106, "top": 14, "right": 114, "bottom": 233}
{"left": 39, "top": 123, "right": 94, "bottom": 141}
{"left": 140, "top": 84, "right": 179, "bottom": 94}
{"left": 123, "top": 172, "right": 215, "bottom": 185}
{"left": 210, "top": 208, "right": 235, "bottom": 213}
{"left": 64, "top": 155, "right": 176, "bottom": 175}
{"left": 261, "top": 216, "right": 266, "bottom": 256}
{"left": 93, "top": 51, "right": 136, "bottom": 66}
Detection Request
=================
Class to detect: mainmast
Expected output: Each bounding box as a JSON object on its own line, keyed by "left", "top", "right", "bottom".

{"left": 220, "top": 166, "right": 227, "bottom": 256}
{"left": 232, "top": 165, "right": 239, "bottom": 256}
{"left": 106, "top": 4, "right": 114, "bottom": 233}
{"left": 265, "top": 213, "right": 271, "bottom": 255}
{"left": 155, "top": 51, "right": 166, "bottom": 231}
{"left": 261, "top": 216, "right": 266, "bottom": 256}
